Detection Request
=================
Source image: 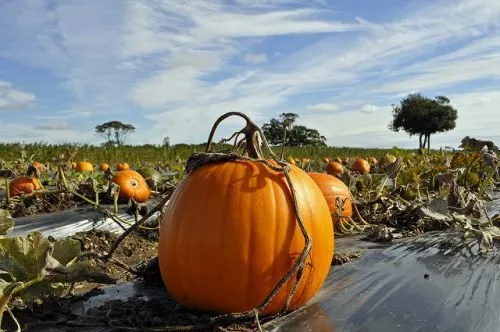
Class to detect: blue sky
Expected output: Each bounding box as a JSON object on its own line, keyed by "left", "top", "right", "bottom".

{"left": 1, "top": 0, "right": 500, "bottom": 148}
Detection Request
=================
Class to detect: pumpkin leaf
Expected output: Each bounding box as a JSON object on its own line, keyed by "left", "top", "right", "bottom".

{"left": 52, "top": 237, "right": 82, "bottom": 266}
{"left": 0, "top": 210, "right": 14, "bottom": 236}
{"left": 0, "top": 232, "right": 51, "bottom": 281}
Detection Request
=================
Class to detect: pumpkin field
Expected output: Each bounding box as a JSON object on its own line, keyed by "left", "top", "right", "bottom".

{"left": 0, "top": 112, "right": 499, "bottom": 331}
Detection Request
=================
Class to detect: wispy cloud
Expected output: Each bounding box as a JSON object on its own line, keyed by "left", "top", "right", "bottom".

{"left": 0, "top": 81, "right": 35, "bottom": 110}
{"left": 244, "top": 53, "right": 268, "bottom": 64}
{"left": 1, "top": 0, "right": 500, "bottom": 148}
{"left": 34, "top": 121, "right": 70, "bottom": 131}
{"left": 306, "top": 103, "right": 340, "bottom": 112}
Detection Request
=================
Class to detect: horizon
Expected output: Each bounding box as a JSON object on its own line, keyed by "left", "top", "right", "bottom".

{"left": 1, "top": 0, "right": 500, "bottom": 150}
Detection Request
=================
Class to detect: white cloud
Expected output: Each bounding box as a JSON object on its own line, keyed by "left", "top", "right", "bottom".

{"left": 306, "top": 103, "right": 340, "bottom": 112}
{"left": 244, "top": 53, "right": 268, "bottom": 64}
{"left": 34, "top": 122, "right": 70, "bottom": 131}
{"left": 360, "top": 104, "right": 378, "bottom": 114}
{"left": 0, "top": 81, "right": 35, "bottom": 110}
{"left": 2, "top": 0, "right": 500, "bottom": 148}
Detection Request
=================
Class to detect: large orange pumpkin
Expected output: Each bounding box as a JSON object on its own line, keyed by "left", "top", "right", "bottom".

{"left": 351, "top": 159, "right": 370, "bottom": 173}
{"left": 75, "top": 161, "right": 94, "bottom": 173}
{"left": 158, "top": 161, "right": 334, "bottom": 316}
{"left": 112, "top": 170, "right": 151, "bottom": 203}
{"left": 116, "top": 162, "right": 130, "bottom": 171}
{"left": 325, "top": 161, "right": 344, "bottom": 176}
{"left": 9, "top": 176, "right": 42, "bottom": 197}
{"left": 308, "top": 172, "right": 352, "bottom": 223}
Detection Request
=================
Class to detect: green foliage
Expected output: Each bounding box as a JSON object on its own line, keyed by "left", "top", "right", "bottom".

{"left": 262, "top": 113, "right": 327, "bottom": 147}
{"left": 0, "top": 231, "right": 114, "bottom": 326}
{"left": 389, "top": 93, "right": 458, "bottom": 149}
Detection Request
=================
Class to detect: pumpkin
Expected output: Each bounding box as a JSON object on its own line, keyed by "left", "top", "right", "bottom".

{"left": 32, "top": 161, "right": 44, "bottom": 173}
{"left": 116, "top": 162, "right": 130, "bottom": 171}
{"left": 100, "top": 163, "right": 110, "bottom": 172}
{"left": 136, "top": 167, "right": 162, "bottom": 189}
{"left": 9, "top": 176, "right": 41, "bottom": 197}
{"left": 308, "top": 172, "right": 352, "bottom": 223}
{"left": 322, "top": 157, "right": 330, "bottom": 164}
{"left": 158, "top": 161, "right": 334, "bottom": 316}
{"left": 75, "top": 161, "right": 94, "bottom": 173}
{"left": 333, "top": 157, "right": 343, "bottom": 164}
{"left": 112, "top": 170, "right": 151, "bottom": 203}
{"left": 287, "top": 156, "right": 296, "bottom": 165}
{"left": 379, "top": 154, "right": 397, "bottom": 166}
{"left": 351, "top": 159, "right": 370, "bottom": 173}
{"left": 71, "top": 162, "right": 77, "bottom": 169}
{"left": 368, "top": 157, "right": 378, "bottom": 165}
{"left": 325, "top": 161, "right": 343, "bottom": 176}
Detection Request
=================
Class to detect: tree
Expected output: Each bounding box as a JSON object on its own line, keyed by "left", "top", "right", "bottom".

{"left": 389, "top": 93, "right": 458, "bottom": 151}
{"left": 262, "top": 113, "right": 326, "bottom": 147}
{"left": 95, "top": 121, "right": 135, "bottom": 146}
{"left": 162, "top": 136, "right": 170, "bottom": 148}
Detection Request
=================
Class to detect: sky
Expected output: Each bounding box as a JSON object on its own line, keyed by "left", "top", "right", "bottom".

{"left": 1, "top": 0, "right": 500, "bottom": 149}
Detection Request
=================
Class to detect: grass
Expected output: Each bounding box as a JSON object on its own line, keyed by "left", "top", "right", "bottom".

{"left": 0, "top": 142, "right": 426, "bottom": 166}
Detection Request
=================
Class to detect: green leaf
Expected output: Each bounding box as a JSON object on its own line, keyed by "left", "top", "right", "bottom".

{"left": 0, "top": 210, "right": 14, "bottom": 236}
{"left": 0, "top": 232, "right": 52, "bottom": 281}
{"left": 52, "top": 238, "right": 82, "bottom": 266}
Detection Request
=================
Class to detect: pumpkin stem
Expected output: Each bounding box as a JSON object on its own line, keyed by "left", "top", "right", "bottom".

{"left": 205, "top": 111, "right": 280, "bottom": 161}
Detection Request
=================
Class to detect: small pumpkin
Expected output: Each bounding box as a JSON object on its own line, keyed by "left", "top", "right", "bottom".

{"left": 308, "top": 172, "right": 352, "bottom": 223}
{"left": 112, "top": 170, "right": 151, "bottom": 203}
{"left": 333, "top": 157, "right": 343, "bottom": 164}
{"left": 116, "top": 162, "right": 130, "bottom": 171}
{"left": 75, "top": 161, "right": 94, "bottom": 173}
{"left": 379, "top": 154, "right": 397, "bottom": 166}
{"left": 367, "top": 157, "right": 378, "bottom": 165}
{"left": 287, "top": 156, "right": 296, "bottom": 165}
{"left": 32, "top": 161, "right": 44, "bottom": 173}
{"left": 9, "top": 176, "right": 42, "bottom": 197}
{"left": 100, "top": 163, "right": 110, "bottom": 172}
{"left": 325, "top": 161, "right": 344, "bottom": 176}
{"left": 351, "top": 159, "right": 370, "bottom": 174}
{"left": 322, "top": 157, "right": 330, "bottom": 164}
{"left": 136, "top": 167, "right": 162, "bottom": 189}
{"left": 71, "top": 162, "right": 77, "bottom": 169}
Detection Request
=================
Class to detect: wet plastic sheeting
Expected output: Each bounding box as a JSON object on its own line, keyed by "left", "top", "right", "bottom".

{"left": 265, "top": 232, "right": 500, "bottom": 332}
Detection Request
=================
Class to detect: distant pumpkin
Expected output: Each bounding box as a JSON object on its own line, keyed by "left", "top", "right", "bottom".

{"left": 287, "top": 156, "right": 296, "bottom": 165}
{"left": 308, "top": 172, "right": 352, "bottom": 223}
{"left": 75, "top": 161, "right": 94, "bottom": 173}
{"left": 351, "top": 159, "right": 370, "bottom": 174}
{"left": 368, "top": 157, "right": 378, "bottom": 165}
{"left": 112, "top": 170, "right": 151, "bottom": 203}
{"left": 9, "top": 176, "right": 41, "bottom": 197}
{"left": 323, "top": 157, "right": 330, "bottom": 164}
{"left": 32, "top": 161, "right": 44, "bottom": 173}
{"left": 379, "top": 154, "right": 397, "bottom": 166}
{"left": 326, "top": 161, "right": 344, "bottom": 176}
{"left": 116, "top": 162, "right": 130, "bottom": 171}
{"left": 100, "top": 163, "right": 110, "bottom": 172}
